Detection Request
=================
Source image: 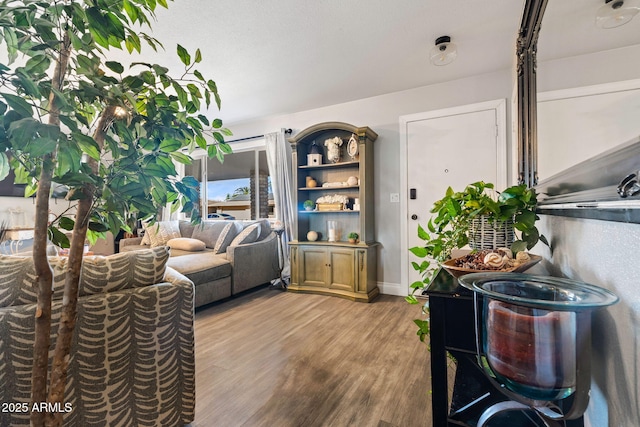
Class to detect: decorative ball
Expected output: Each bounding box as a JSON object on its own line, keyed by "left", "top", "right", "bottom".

{"left": 307, "top": 231, "right": 318, "bottom": 241}
{"left": 346, "top": 176, "right": 358, "bottom": 186}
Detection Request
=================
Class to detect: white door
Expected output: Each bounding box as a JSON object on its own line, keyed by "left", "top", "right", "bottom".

{"left": 400, "top": 100, "right": 507, "bottom": 295}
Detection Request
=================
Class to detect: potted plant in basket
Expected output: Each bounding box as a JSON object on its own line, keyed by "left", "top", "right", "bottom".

{"left": 347, "top": 232, "right": 359, "bottom": 243}
{"left": 406, "top": 181, "right": 549, "bottom": 306}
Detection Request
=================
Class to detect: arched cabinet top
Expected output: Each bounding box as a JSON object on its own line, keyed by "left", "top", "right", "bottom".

{"left": 288, "top": 122, "right": 378, "bottom": 145}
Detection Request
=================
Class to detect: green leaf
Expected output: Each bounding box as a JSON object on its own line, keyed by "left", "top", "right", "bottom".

{"left": 212, "top": 131, "right": 224, "bottom": 144}
{"left": 1, "top": 93, "right": 33, "bottom": 117}
{"left": 409, "top": 246, "right": 428, "bottom": 258}
{"left": 212, "top": 118, "right": 223, "bottom": 129}
{"left": 48, "top": 227, "right": 70, "bottom": 248}
{"left": 105, "top": 61, "right": 124, "bottom": 74}
{"left": 510, "top": 240, "right": 528, "bottom": 254}
{"left": 15, "top": 72, "right": 40, "bottom": 98}
{"left": 158, "top": 138, "right": 182, "bottom": 153}
{"left": 194, "top": 48, "right": 202, "bottom": 63}
{"left": 172, "top": 82, "right": 188, "bottom": 106}
{"left": 0, "top": 153, "right": 9, "bottom": 182}
{"left": 417, "top": 224, "right": 429, "bottom": 240}
{"left": 515, "top": 210, "right": 536, "bottom": 228}
{"left": 59, "top": 216, "right": 75, "bottom": 231}
{"left": 24, "top": 54, "right": 51, "bottom": 75}
{"left": 177, "top": 44, "right": 191, "bottom": 66}
{"left": 170, "top": 151, "right": 192, "bottom": 165}
{"left": 88, "top": 221, "right": 109, "bottom": 232}
{"left": 74, "top": 133, "right": 101, "bottom": 160}
{"left": 3, "top": 27, "right": 18, "bottom": 64}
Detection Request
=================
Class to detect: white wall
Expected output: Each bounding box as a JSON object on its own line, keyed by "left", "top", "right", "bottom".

{"left": 533, "top": 44, "right": 640, "bottom": 427}
{"left": 228, "top": 68, "right": 514, "bottom": 295}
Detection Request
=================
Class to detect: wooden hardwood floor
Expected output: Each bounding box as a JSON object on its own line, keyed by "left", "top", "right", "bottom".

{"left": 187, "top": 286, "right": 439, "bottom": 427}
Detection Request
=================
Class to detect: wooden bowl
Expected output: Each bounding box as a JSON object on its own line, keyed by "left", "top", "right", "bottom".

{"left": 442, "top": 254, "right": 542, "bottom": 278}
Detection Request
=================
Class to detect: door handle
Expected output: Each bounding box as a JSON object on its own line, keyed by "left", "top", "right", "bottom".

{"left": 411, "top": 214, "right": 418, "bottom": 220}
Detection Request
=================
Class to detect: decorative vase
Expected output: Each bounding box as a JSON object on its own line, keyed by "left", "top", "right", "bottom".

{"left": 306, "top": 176, "right": 317, "bottom": 188}
{"left": 327, "top": 220, "right": 337, "bottom": 242}
{"left": 468, "top": 215, "right": 515, "bottom": 250}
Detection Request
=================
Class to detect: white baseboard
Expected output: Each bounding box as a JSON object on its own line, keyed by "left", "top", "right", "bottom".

{"left": 378, "top": 281, "right": 406, "bottom": 296}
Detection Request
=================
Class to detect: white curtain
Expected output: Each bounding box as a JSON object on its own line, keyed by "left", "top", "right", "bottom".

{"left": 265, "top": 129, "right": 294, "bottom": 279}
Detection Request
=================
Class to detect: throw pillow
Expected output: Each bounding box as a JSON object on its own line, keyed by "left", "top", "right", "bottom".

{"left": 167, "top": 237, "right": 206, "bottom": 252}
{"left": 141, "top": 226, "right": 151, "bottom": 245}
{"left": 191, "top": 221, "right": 229, "bottom": 248}
{"left": 78, "top": 246, "right": 170, "bottom": 296}
{"left": 213, "top": 222, "right": 238, "bottom": 254}
{"left": 145, "top": 220, "right": 181, "bottom": 247}
{"left": 229, "top": 223, "right": 260, "bottom": 247}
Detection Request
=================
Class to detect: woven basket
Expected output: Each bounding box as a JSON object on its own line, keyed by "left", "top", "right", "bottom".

{"left": 468, "top": 215, "right": 515, "bottom": 250}
{"left": 317, "top": 203, "right": 343, "bottom": 211}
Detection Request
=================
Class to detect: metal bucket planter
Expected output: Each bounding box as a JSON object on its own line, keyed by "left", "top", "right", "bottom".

{"left": 468, "top": 215, "right": 515, "bottom": 250}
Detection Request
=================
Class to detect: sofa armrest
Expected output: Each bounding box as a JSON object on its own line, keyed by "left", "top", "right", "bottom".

{"left": 119, "top": 236, "right": 144, "bottom": 250}
{"left": 226, "top": 232, "right": 279, "bottom": 294}
{"left": 163, "top": 266, "right": 195, "bottom": 291}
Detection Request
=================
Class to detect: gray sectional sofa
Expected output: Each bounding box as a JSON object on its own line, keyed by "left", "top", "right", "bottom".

{"left": 119, "top": 219, "right": 280, "bottom": 307}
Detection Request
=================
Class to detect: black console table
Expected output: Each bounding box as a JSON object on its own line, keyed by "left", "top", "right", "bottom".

{"left": 424, "top": 269, "right": 584, "bottom": 427}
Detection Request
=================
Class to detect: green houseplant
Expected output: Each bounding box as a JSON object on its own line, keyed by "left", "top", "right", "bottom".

{"left": 0, "top": 1, "right": 231, "bottom": 425}
{"left": 407, "top": 181, "right": 548, "bottom": 306}
{"left": 347, "top": 232, "right": 359, "bottom": 243}
{"left": 303, "top": 199, "right": 315, "bottom": 210}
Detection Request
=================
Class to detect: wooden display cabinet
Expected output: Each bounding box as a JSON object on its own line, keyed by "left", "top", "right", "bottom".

{"left": 288, "top": 122, "right": 379, "bottom": 302}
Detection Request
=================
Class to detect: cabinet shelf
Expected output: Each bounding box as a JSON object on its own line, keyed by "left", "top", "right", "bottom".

{"left": 299, "top": 160, "right": 359, "bottom": 170}
{"left": 299, "top": 185, "right": 359, "bottom": 191}
{"left": 299, "top": 210, "right": 359, "bottom": 214}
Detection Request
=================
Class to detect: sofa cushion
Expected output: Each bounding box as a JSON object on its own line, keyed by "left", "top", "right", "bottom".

{"left": 191, "top": 221, "right": 229, "bottom": 248}
{"left": 167, "top": 237, "right": 206, "bottom": 252}
{"left": 167, "top": 252, "right": 232, "bottom": 284}
{"left": 0, "top": 246, "right": 170, "bottom": 307}
{"left": 238, "top": 219, "right": 272, "bottom": 241}
{"left": 179, "top": 221, "right": 196, "bottom": 239}
{"left": 145, "top": 220, "right": 181, "bottom": 247}
{"left": 213, "top": 222, "right": 238, "bottom": 254}
{"left": 229, "top": 223, "right": 260, "bottom": 247}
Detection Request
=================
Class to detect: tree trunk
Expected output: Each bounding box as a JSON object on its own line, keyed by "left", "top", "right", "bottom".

{"left": 46, "top": 106, "right": 116, "bottom": 427}
{"left": 30, "top": 161, "right": 55, "bottom": 427}
{"left": 30, "top": 33, "right": 71, "bottom": 427}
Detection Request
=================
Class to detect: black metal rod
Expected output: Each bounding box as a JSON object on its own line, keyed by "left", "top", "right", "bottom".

{"left": 227, "top": 128, "right": 292, "bottom": 144}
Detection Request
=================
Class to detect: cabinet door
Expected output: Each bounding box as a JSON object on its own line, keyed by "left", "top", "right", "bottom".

{"left": 328, "top": 248, "right": 355, "bottom": 291}
{"left": 299, "top": 247, "right": 328, "bottom": 287}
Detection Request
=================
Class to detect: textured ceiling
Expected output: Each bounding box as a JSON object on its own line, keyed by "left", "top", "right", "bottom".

{"left": 11, "top": 1, "right": 640, "bottom": 126}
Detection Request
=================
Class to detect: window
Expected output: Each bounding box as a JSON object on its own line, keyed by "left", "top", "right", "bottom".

{"left": 184, "top": 140, "right": 272, "bottom": 220}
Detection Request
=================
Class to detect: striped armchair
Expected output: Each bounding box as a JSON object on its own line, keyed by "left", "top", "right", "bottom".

{"left": 0, "top": 246, "right": 195, "bottom": 426}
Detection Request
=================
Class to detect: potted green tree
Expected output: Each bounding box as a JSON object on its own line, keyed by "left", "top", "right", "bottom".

{"left": 406, "top": 181, "right": 548, "bottom": 305}
{"left": 0, "top": 2, "right": 231, "bottom": 425}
